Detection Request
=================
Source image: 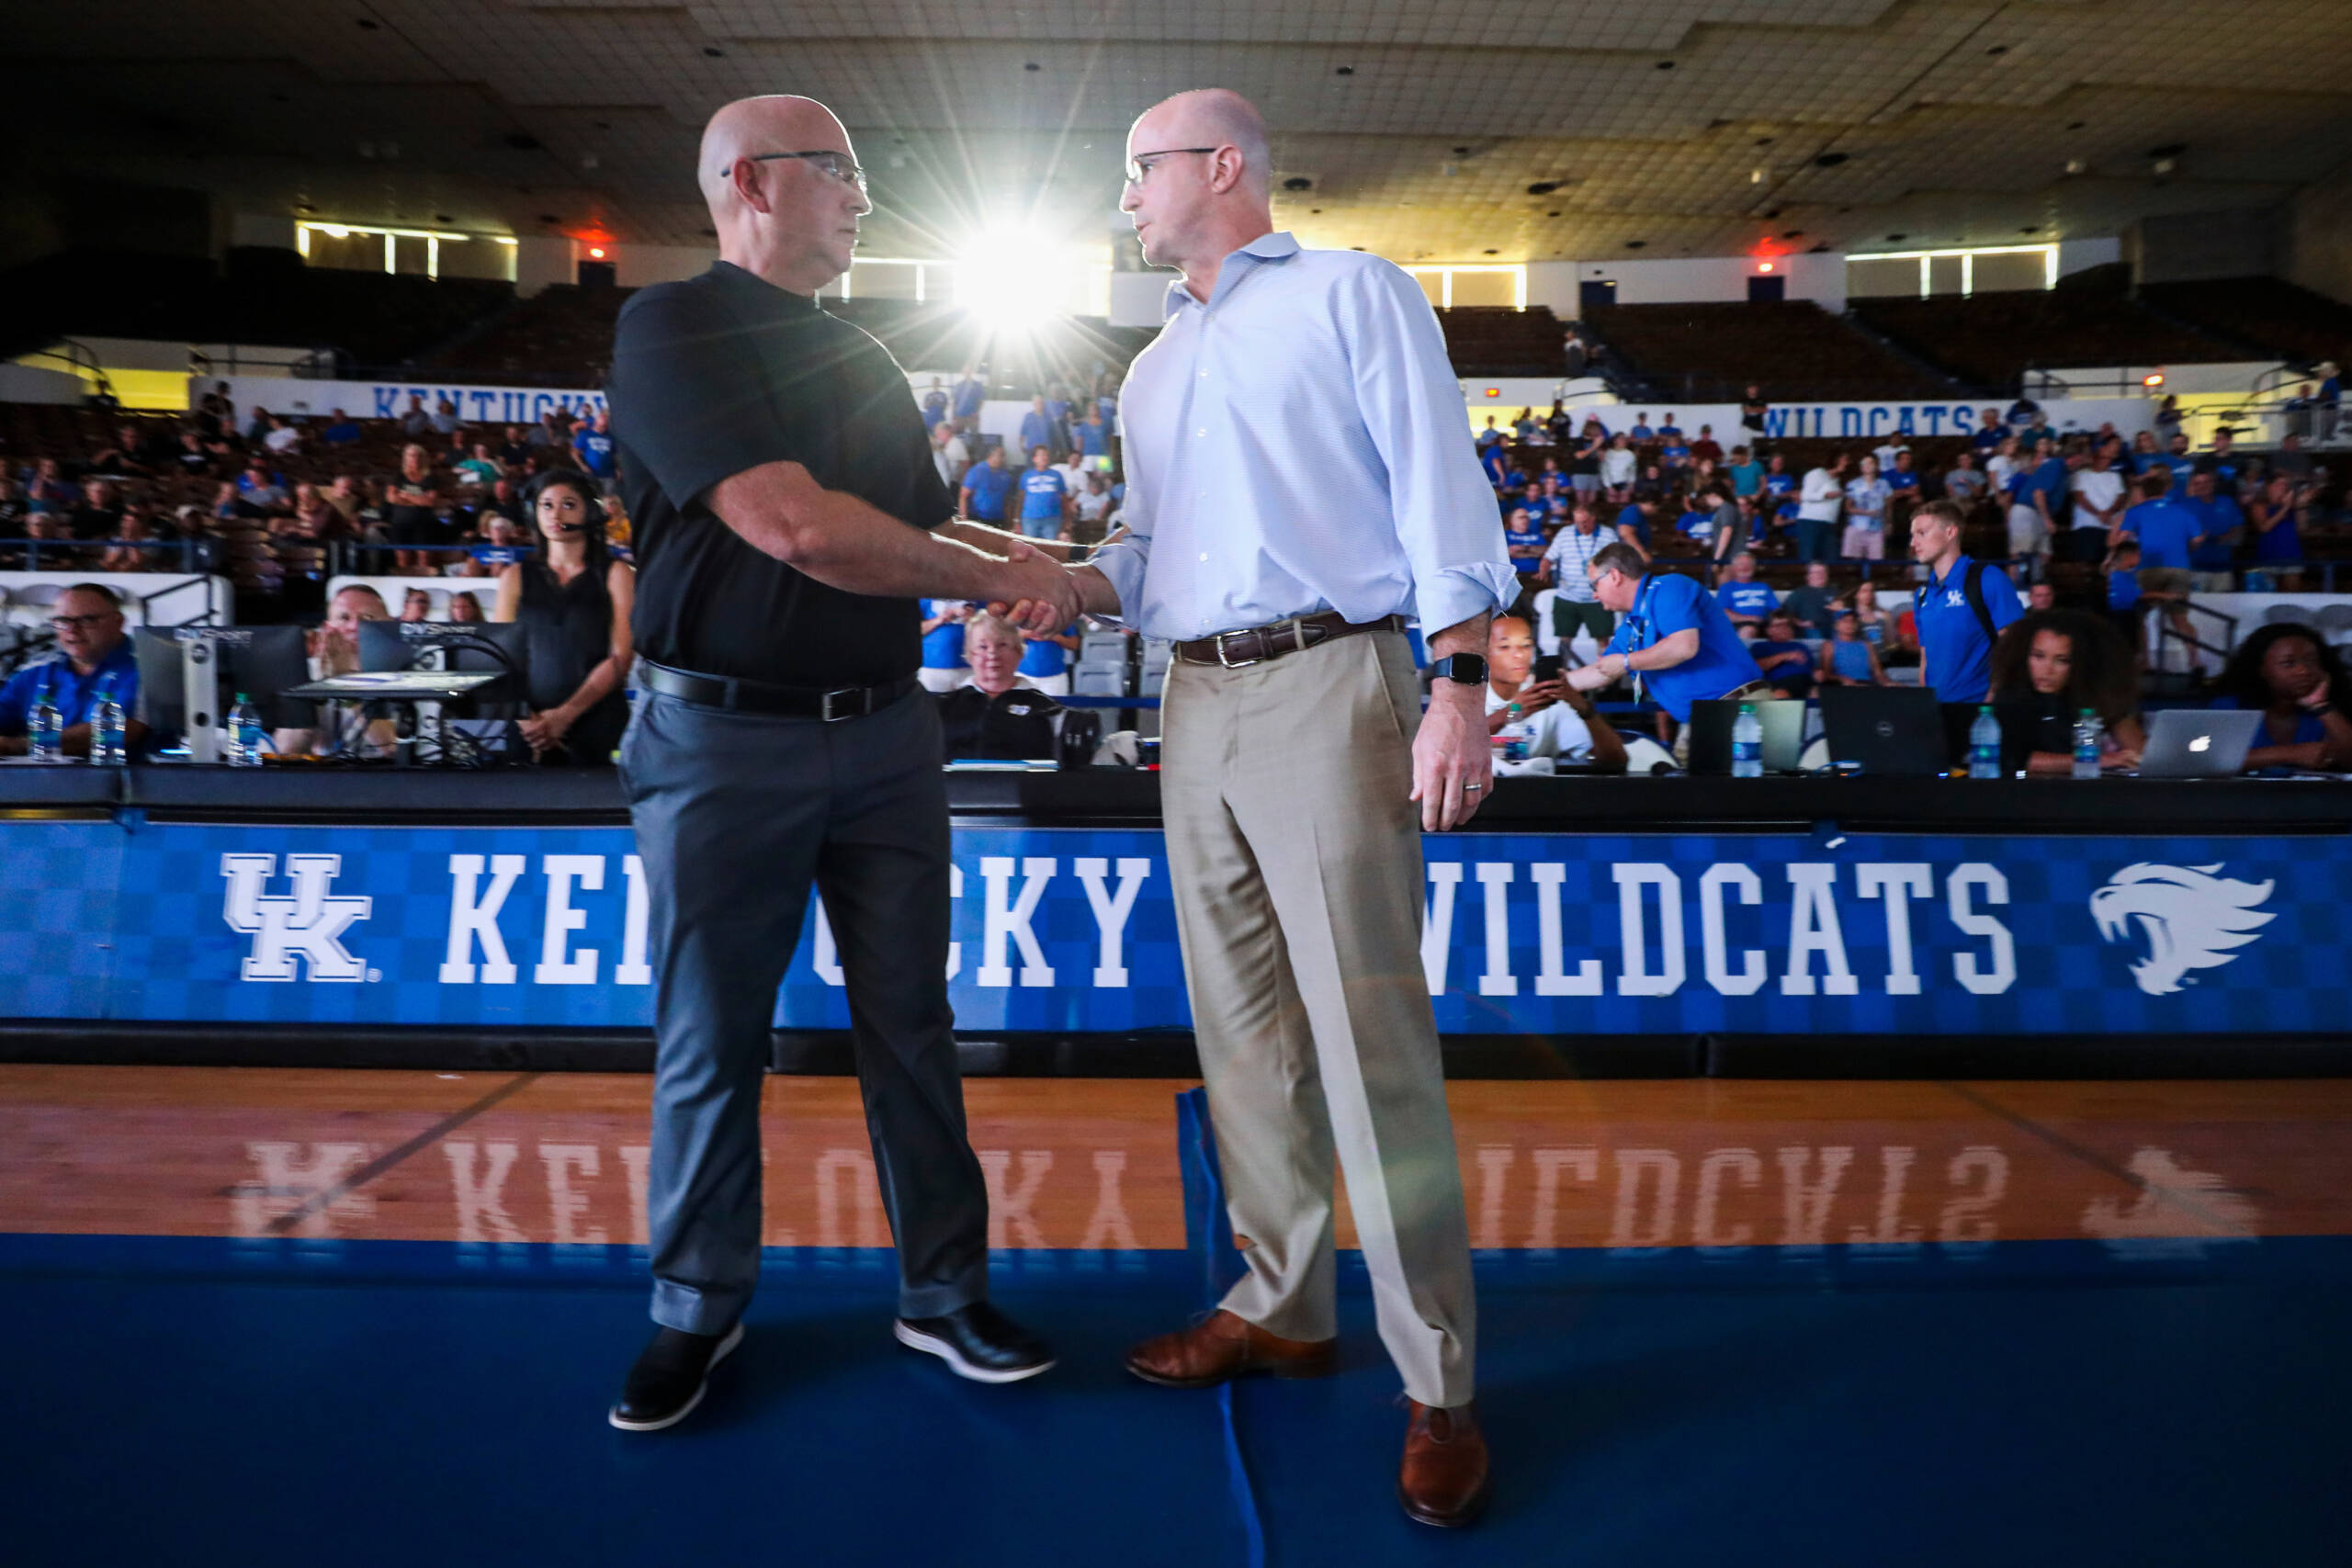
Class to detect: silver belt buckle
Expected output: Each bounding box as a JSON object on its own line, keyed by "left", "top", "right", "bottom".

{"left": 820, "top": 686, "right": 860, "bottom": 722}
{"left": 1214, "top": 630, "right": 1261, "bottom": 669}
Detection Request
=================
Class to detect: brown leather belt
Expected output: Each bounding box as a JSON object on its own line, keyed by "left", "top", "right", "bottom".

{"left": 1173, "top": 612, "right": 1401, "bottom": 669}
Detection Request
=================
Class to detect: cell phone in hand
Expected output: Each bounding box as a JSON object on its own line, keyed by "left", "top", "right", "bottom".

{"left": 1533, "top": 654, "right": 1565, "bottom": 684}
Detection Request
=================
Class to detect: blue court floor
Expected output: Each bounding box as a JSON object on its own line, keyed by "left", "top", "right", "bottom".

{"left": 5, "top": 1226, "right": 2348, "bottom": 1563}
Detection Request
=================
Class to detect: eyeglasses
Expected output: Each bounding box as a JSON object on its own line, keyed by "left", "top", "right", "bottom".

{"left": 1123, "top": 147, "right": 1222, "bottom": 187}
{"left": 736, "top": 150, "right": 869, "bottom": 201}
{"left": 48, "top": 613, "right": 116, "bottom": 631}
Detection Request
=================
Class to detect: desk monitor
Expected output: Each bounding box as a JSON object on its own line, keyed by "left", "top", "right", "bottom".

{"left": 1819, "top": 686, "right": 1949, "bottom": 777}
{"left": 356, "top": 620, "right": 528, "bottom": 706}
{"left": 134, "top": 625, "right": 314, "bottom": 737}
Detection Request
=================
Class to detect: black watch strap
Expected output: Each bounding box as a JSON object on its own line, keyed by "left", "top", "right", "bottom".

{"left": 1430, "top": 653, "right": 1487, "bottom": 684}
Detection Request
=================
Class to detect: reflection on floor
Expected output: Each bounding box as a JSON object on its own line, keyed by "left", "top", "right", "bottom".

{"left": 3, "top": 1068, "right": 2346, "bottom": 1564}
{"left": 3, "top": 1069, "right": 2346, "bottom": 1253}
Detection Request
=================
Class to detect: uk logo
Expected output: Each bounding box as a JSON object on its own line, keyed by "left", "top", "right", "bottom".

{"left": 2089, "top": 863, "right": 2275, "bottom": 997}
{"left": 220, "top": 853, "right": 374, "bottom": 982}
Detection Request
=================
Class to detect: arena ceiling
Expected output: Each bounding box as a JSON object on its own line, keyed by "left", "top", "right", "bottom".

{"left": 11, "top": 0, "right": 2352, "bottom": 267}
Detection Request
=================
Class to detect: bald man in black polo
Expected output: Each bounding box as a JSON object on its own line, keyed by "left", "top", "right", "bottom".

{"left": 604, "top": 94, "right": 1080, "bottom": 1430}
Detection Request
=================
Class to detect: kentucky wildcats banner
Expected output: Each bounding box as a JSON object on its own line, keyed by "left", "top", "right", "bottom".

{"left": 0, "top": 821, "right": 2338, "bottom": 1035}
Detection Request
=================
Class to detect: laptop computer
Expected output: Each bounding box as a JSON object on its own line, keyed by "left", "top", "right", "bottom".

{"left": 1819, "top": 687, "right": 1950, "bottom": 777}
{"left": 1686, "top": 697, "right": 1807, "bottom": 774}
{"left": 2137, "top": 707, "right": 2265, "bottom": 778}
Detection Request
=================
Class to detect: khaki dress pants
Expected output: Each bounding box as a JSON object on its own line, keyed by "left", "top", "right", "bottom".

{"left": 1159, "top": 627, "right": 1476, "bottom": 1408}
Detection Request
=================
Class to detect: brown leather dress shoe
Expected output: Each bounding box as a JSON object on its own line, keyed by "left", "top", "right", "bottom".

{"left": 1399, "top": 1399, "right": 1490, "bottom": 1528}
{"left": 1123, "top": 1309, "right": 1339, "bottom": 1389}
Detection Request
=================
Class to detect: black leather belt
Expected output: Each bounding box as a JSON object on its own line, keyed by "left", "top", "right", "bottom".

{"left": 640, "top": 661, "right": 917, "bottom": 721}
{"left": 1173, "top": 612, "right": 1401, "bottom": 668}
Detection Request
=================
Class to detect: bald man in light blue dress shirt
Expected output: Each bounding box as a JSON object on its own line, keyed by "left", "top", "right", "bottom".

{"left": 1066, "top": 88, "right": 1512, "bottom": 1529}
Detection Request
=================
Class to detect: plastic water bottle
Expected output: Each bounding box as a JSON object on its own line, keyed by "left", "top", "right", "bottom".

{"left": 228, "top": 692, "right": 266, "bottom": 768}
{"left": 28, "top": 690, "right": 62, "bottom": 762}
{"left": 2072, "top": 708, "right": 2102, "bottom": 780}
{"left": 1731, "top": 702, "right": 1764, "bottom": 778}
{"left": 1969, "top": 704, "right": 2002, "bottom": 779}
{"left": 92, "top": 692, "right": 127, "bottom": 767}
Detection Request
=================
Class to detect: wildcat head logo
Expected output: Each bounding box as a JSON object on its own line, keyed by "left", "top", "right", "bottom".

{"left": 2090, "top": 863, "right": 2275, "bottom": 996}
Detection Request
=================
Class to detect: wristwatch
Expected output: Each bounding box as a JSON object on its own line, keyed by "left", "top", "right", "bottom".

{"left": 1429, "top": 653, "right": 1487, "bottom": 685}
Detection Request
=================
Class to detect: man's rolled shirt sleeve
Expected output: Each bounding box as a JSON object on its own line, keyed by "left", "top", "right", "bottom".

{"left": 612, "top": 291, "right": 804, "bottom": 511}
{"left": 1340, "top": 264, "right": 1517, "bottom": 634}
{"left": 1088, "top": 423, "right": 1155, "bottom": 620}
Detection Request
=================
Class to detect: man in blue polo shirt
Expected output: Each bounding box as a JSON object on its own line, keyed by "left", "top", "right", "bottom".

{"left": 1018, "top": 397, "right": 1057, "bottom": 460}
{"left": 1970, "top": 408, "right": 2005, "bottom": 451}
{"left": 1907, "top": 499, "right": 2021, "bottom": 704}
{"left": 957, "top": 444, "right": 1014, "bottom": 526}
{"left": 1015, "top": 445, "right": 1069, "bottom": 540}
{"left": 1567, "top": 543, "right": 1766, "bottom": 743}
{"left": 2117, "top": 470, "right": 2202, "bottom": 575}
{"left": 571, "top": 408, "right": 618, "bottom": 486}
{"left": 1713, "top": 551, "right": 1779, "bottom": 632}
{"left": 2180, "top": 468, "right": 2241, "bottom": 588}
{"left": 0, "top": 583, "right": 143, "bottom": 758}
{"left": 952, "top": 367, "right": 986, "bottom": 431}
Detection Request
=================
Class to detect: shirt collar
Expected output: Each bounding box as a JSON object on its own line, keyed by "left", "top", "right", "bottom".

{"left": 1929, "top": 553, "right": 1973, "bottom": 592}
{"left": 711, "top": 260, "right": 820, "bottom": 311}
{"left": 1163, "top": 231, "right": 1301, "bottom": 320}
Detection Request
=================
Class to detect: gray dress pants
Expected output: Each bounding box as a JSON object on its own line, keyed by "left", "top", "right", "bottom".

{"left": 621, "top": 686, "right": 989, "bottom": 1334}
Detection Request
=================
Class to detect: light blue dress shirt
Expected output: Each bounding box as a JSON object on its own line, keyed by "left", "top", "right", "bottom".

{"left": 1091, "top": 232, "right": 1515, "bottom": 643}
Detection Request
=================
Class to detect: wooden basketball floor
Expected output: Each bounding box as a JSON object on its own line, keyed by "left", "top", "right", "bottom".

{"left": 4, "top": 1066, "right": 2346, "bottom": 1564}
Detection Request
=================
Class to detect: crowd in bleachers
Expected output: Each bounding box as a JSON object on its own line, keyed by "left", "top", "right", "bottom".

{"left": 1473, "top": 396, "right": 2346, "bottom": 686}
{"left": 0, "top": 386, "right": 623, "bottom": 617}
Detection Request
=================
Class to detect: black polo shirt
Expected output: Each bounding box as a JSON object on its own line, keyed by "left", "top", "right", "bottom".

{"left": 607, "top": 261, "right": 951, "bottom": 687}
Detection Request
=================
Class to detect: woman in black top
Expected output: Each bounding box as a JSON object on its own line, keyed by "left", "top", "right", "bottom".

{"left": 1987, "top": 609, "right": 2143, "bottom": 775}
{"left": 1740, "top": 384, "right": 1770, "bottom": 438}
{"left": 493, "top": 469, "right": 636, "bottom": 764}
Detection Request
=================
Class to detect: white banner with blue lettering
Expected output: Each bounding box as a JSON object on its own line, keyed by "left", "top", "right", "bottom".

{"left": 1, "top": 822, "right": 2338, "bottom": 1036}
{"left": 1547, "top": 399, "right": 2158, "bottom": 443}
{"left": 205, "top": 376, "right": 606, "bottom": 430}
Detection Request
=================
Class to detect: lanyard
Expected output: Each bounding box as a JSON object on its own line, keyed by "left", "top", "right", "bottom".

{"left": 1623, "top": 574, "right": 1661, "bottom": 705}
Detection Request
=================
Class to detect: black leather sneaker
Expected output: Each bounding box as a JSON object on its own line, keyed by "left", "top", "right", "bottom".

{"left": 893, "top": 1302, "right": 1056, "bottom": 1383}
{"left": 607, "top": 1322, "right": 744, "bottom": 1431}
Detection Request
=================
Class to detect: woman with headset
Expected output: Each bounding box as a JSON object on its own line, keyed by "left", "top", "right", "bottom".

{"left": 493, "top": 468, "right": 636, "bottom": 763}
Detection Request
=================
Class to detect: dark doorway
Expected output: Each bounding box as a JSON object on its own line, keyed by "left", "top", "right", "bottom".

{"left": 577, "top": 259, "right": 616, "bottom": 288}
{"left": 1579, "top": 278, "right": 1617, "bottom": 310}
{"left": 1747, "top": 274, "right": 1785, "bottom": 302}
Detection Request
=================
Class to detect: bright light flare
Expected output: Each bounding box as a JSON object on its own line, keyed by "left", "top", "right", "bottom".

{"left": 955, "top": 228, "right": 1085, "bottom": 333}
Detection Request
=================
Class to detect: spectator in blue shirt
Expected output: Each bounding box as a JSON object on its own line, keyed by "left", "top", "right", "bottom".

{"left": 1017, "top": 396, "right": 1057, "bottom": 460}
{"left": 2182, "top": 468, "right": 2242, "bottom": 584}
{"left": 918, "top": 599, "right": 972, "bottom": 694}
{"left": 1476, "top": 415, "right": 1504, "bottom": 450}
{"left": 1884, "top": 449, "right": 1920, "bottom": 496}
{"left": 1908, "top": 499, "right": 2021, "bottom": 703}
{"left": 952, "top": 367, "right": 986, "bottom": 429}
{"left": 1017, "top": 620, "right": 1081, "bottom": 695}
{"left": 1659, "top": 439, "right": 1690, "bottom": 470}
{"left": 322, "top": 409, "right": 364, "bottom": 446}
{"left": 1567, "top": 543, "right": 1768, "bottom": 745}
{"left": 1077, "top": 409, "right": 1111, "bottom": 461}
{"left": 571, "top": 409, "right": 617, "bottom": 484}
{"left": 1749, "top": 609, "right": 1815, "bottom": 699}
{"left": 1656, "top": 413, "right": 1683, "bottom": 441}
{"left": 958, "top": 445, "right": 1014, "bottom": 525}
{"left": 1614, "top": 498, "right": 1657, "bottom": 555}
{"left": 1627, "top": 414, "right": 1655, "bottom": 443}
{"left": 2117, "top": 471, "right": 2202, "bottom": 574}
{"left": 1713, "top": 551, "right": 1779, "bottom": 632}
{"left": 1503, "top": 506, "right": 1545, "bottom": 577}
{"left": 2159, "top": 433, "right": 2197, "bottom": 487}
{"left": 1971, "top": 408, "right": 2006, "bottom": 451}
{"left": 921, "top": 378, "right": 949, "bottom": 429}
{"left": 1016, "top": 446, "right": 1070, "bottom": 540}
{"left": 0, "top": 583, "right": 143, "bottom": 758}
{"left": 2211, "top": 624, "right": 2352, "bottom": 773}
{"left": 1674, "top": 502, "right": 1714, "bottom": 546}
{"left": 1726, "top": 446, "right": 1764, "bottom": 500}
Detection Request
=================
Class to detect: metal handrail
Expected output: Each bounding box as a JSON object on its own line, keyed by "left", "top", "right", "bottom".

{"left": 0, "top": 537, "right": 209, "bottom": 572}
